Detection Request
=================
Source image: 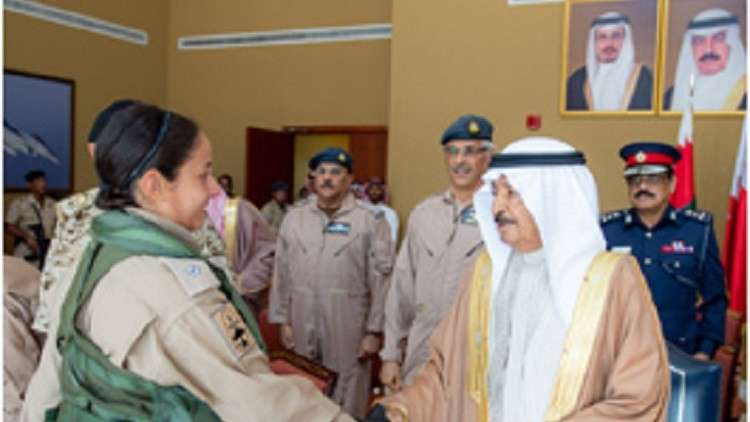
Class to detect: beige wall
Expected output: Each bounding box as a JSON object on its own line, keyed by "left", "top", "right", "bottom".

{"left": 4, "top": 0, "right": 169, "bottom": 251}
{"left": 387, "top": 0, "right": 743, "bottom": 245}
{"left": 5, "top": 0, "right": 743, "bottom": 246}
{"left": 4, "top": 0, "right": 170, "bottom": 194}
{"left": 166, "top": 0, "right": 392, "bottom": 199}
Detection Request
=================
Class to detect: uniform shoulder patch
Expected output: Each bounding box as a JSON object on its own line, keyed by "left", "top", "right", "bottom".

{"left": 682, "top": 208, "right": 712, "bottom": 223}
{"left": 158, "top": 258, "right": 219, "bottom": 297}
{"left": 212, "top": 303, "right": 256, "bottom": 358}
{"left": 600, "top": 209, "right": 625, "bottom": 224}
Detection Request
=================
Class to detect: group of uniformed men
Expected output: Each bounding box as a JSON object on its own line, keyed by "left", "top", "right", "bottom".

{"left": 5, "top": 101, "right": 727, "bottom": 421}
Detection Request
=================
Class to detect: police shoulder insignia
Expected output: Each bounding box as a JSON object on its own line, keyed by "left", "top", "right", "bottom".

{"left": 600, "top": 210, "right": 624, "bottom": 224}
{"left": 683, "top": 209, "right": 711, "bottom": 223}
{"left": 159, "top": 258, "right": 218, "bottom": 297}
{"left": 213, "top": 303, "right": 255, "bottom": 358}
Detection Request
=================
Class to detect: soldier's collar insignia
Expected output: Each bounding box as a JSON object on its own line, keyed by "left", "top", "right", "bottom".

{"left": 468, "top": 120, "right": 480, "bottom": 135}
{"left": 635, "top": 151, "right": 646, "bottom": 163}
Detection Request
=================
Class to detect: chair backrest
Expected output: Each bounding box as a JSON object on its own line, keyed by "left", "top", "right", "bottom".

{"left": 725, "top": 310, "right": 743, "bottom": 348}
{"left": 268, "top": 350, "right": 338, "bottom": 396}
{"left": 668, "top": 343, "right": 722, "bottom": 422}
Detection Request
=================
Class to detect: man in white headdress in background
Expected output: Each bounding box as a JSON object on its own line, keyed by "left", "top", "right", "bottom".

{"left": 368, "top": 137, "right": 669, "bottom": 422}
{"left": 665, "top": 8, "right": 746, "bottom": 111}
{"left": 566, "top": 11, "right": 654, "bottom": 111}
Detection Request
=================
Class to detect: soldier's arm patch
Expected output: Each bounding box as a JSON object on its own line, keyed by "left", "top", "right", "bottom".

{"left": 159, "top": 258, "right": 219, "bottom": 297}
{"left": 212, "top": 303, "right": 256, "bottom": 358}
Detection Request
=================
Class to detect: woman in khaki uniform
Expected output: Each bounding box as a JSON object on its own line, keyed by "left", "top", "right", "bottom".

{"left": 22, "top": 103, "right": 352, "bottom": 422}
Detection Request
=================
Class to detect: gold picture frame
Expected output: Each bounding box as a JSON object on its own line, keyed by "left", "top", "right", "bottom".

{"left": 560, "top": 0, "right": 662, "bottom": 116}
{"left": 657, "top": 0, "right": 747, "bottom": 116}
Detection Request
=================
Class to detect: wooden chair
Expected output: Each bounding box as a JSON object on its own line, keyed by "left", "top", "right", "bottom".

{"left": 268, "top": 350, "right": 338, "bottom": 396}
{"left": 713, "top": 310, "right": 745, "bottom": 421}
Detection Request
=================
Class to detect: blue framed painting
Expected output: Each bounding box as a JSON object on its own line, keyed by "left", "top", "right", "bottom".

{"left": 4, "top": 69, "right": 75, "bottom": 194}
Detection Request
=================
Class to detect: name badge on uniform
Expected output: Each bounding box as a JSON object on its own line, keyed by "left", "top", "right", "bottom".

{"left": 325, "top": 221, "right": 351, "bottom": 235}
{"left": 661, "top": 240, "right": 694, "bottom": 254}
{"left": 611, "top": 246, "right": 632, "bottom": 254}
{"left": 460, "top": 206, "right": 478, "bottom": 226}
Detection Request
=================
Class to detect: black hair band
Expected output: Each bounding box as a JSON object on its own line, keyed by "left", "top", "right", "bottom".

{"left": 688, "top": 16, "right": 739, "bottom": 30}
{"left": 490, "top": 151, "right": 586, "bottom": 168}
{"left": 121, "top": 111, "right": 172, "bottom": 189}
{"left": 591, "top": 15, "right": 630, "bottom": 27}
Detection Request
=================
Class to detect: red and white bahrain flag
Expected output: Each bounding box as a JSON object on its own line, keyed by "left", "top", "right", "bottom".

{"left": 670, "top": 104, "right": 695, "bottom": 209}
{"left": 722, "top": 116, "right": 747, "bottom": 314}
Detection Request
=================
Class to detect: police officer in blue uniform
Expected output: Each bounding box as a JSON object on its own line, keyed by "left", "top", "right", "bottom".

{"left": 601, "top": 142, "right": 727, "bottom": 360}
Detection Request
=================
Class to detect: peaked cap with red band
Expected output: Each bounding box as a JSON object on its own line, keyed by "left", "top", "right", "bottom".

{"left": 619, "top": 142, "right": 682, "bottom": 176}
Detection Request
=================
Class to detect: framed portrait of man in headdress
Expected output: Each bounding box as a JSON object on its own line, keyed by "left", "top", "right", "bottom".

{"left": 561, "top": 0, "right": 660, "bottom": 115}
{"left": 659, "top": 0, "right": 747, "bottom": 115}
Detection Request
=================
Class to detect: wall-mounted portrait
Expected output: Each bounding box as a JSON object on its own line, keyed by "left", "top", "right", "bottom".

{"left": 561, "top": 0, "right": 660, "bottom": 115}
{"left": 659, "top": 0, "right": 746, "bottom": 114}
{"left": 4, "top": 69, "right": 75, "bottom": 193}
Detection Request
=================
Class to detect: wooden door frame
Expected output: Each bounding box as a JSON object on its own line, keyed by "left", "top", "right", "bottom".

{"left": 283, "top": 125, "right": 388, "bottom": 184}
{"left": 282, "top": 125, "right": 387, "bottom": 135}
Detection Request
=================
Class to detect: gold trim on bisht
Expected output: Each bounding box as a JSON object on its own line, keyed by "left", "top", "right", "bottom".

{"left": 724, "top": 74, "right": 746, "bottom": 111}
{"left": 545, "top": 252, "right": 622, "bottom": 421}
{"left": 223, "top": 197, "right": 240, "bottom": 268}
{"left": 619, "top": 64, "right": 643, "bottom": 110}
{"left": 467, "top": 251, "right": 493, "bottom": 422}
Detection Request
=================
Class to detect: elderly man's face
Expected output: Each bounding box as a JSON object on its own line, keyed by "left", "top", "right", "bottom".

{"left": 491, "top": 175, "right": 542, "bottom": 252}
{"left": 595, "top": 25, "right": 626, "bottom": 63}
{"left": 626, "top": 172, "right": 675, "bottom": 213}
{"left": 313, "top": 162, "right": 352, "bottom": 202}
{"left": 444, "top": 140, "right": 492, "bottom": 190}
{"left": 691, "top": 30, "right": 730, "bottom": 76}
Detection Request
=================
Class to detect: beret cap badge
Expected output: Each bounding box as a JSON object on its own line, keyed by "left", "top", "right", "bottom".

{"left": 338, "top": 153, "right": 346, "bottom": 162}
{"left": 468, "top": 120, "right": 480, "bottom": 135}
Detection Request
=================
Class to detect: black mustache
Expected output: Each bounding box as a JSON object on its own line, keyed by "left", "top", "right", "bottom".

{"left": 603, "top": 46, "right": 618, "bottom": 54}
{"left": 494, "top": 212, "right": 517, "bottom": 226}
{"left": 699, "top": 52, "right": 721, "bottom": 62}
{"left": 635, "top": 190, "right": 655, "bottom": 199}
{"left": 321, "top": 181, "right": 334, "bottom": 189}
{"left": 452, "top": 163, "right": 472, "bottom": 174}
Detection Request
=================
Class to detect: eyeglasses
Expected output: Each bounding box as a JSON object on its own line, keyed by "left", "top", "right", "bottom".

{"left": 443, "top": 145, "right": 490, "bottom": 157}
{"left": 625, "top": 174, "right": 669, "bottom": 186}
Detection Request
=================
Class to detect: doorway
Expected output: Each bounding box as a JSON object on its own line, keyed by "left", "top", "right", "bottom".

{"left": 245, "top": 125, "right": 387, "bottom": 206}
